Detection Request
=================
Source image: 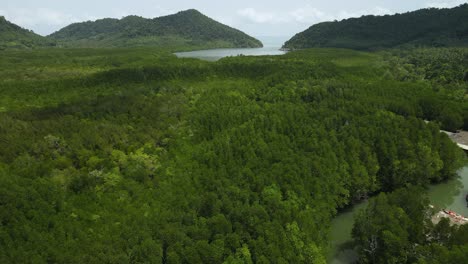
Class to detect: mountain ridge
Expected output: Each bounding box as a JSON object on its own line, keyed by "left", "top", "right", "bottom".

{"left": 49, "top": 9, "right": 263, "bottom": 49}
{"left": 283, "top": 4, "right": 468, "bottom": 50}
{"left": 0, "top": 16, "right": 55, "bottom": 50}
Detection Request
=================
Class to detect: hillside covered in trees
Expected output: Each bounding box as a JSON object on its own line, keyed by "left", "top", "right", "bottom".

{"left": 0, "top": 16, "right": 55, "bottom": 50}
{"left": 0, "top": 46, "right": 466, "bottom": 263}
{"left": 48, "top": 9, "right": 263, "bottom": 49}
{"left": 283, "top": 4, "right": 468, "bottom": 50}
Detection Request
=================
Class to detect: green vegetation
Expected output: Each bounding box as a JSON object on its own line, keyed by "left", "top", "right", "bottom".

{"left": 353, "top": 188, "right": 468, "bottom": 264}
{"left": 381, "top": 48, "right": 468, "bottom": 131}
{"left": 0, "top": 16, "right": 55, "bottom": 50}
{"left": 283, "top": 4, "right": 468, "bottom": 50}
{"left": 0, "top": 46, "right": 466, "bottom": 263}
{"left": 49, "top": 9, "right": 263, "bottom": 49}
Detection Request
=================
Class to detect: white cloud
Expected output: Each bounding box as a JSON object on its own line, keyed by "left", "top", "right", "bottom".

{"left": 0, "top": 6, "right": 175, "bottom": 35}
{"left": 0, "top": 8, "right": 98, "bottom": 34}
{"left": 237, "top": 8, "right": 279, "bottom": 23}
{"left": 237, "top": 5, "right": 393, "bottom": 26}
{"left": 151, "top": 6, "right": 175, "bottom": 17}
{"left": 333, "top": 6, "right": 392, "bottom": 21}
{"left": 289, "top": 6, "right": 333, "bottom": 23}
{"left": 425, "top": 0, "right": 467, "bottom": 8}
{"left": 3, "top": 8, "right": 78, "bottom": 26}
{"left": 112, "top": 5, "right": 174, "bottom": 19}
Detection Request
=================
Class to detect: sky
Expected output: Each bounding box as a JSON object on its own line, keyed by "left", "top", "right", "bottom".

{"left": 1, "top": 0, "right": 467, "bottom": 39}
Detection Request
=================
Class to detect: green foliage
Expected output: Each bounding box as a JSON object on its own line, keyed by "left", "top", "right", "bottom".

{"left": 48, "top": 10, "right": 263, "bottom": 49}
{"left": 0, "top": 16, "right": 55, "bottom": 50}
{"left": 382, "top": 48, "right": 468, "bottom": 130}
{"left": 0, "top": 47, "right": 465, "bottom": 262}
{"left": 353, "top": 188, "right": 468, "bottom": 264}
{"left": 283, "top": 4, "right": 468, "bottom": 50}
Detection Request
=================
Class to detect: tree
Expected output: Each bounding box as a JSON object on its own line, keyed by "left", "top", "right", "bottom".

{"left": 352, "top": 193, "right": 411, "bottom": 264}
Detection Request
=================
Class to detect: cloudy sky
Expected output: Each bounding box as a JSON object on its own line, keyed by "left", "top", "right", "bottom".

{"left": 1, "top": 0, "right": 466, "bottom": 38}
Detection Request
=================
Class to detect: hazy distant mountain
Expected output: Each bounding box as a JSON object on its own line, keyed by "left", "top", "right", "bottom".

{"left": 283, "top": 4, "right": 468, "bottom": 50}
{"left": 0, "top": 16, "right": 55, "bottom": 50}
{"left": 49, "top": 9, "right": 263, "bottom": 49}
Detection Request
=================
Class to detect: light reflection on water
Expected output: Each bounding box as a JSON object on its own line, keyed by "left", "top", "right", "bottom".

{"left": 174, "top": 36, "right": 289, "bottom": 61}
{"left": 175, "top": 47, "right": 286, "bottom": 61}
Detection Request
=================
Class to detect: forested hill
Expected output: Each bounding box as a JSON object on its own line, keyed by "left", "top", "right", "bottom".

{"left": 283, "top": 4, "right": 468, "bottom": 50}
{"left": 49, "top": 9, "right": 263, "bottom": 49}
{"left": 0, "top": 16, "right": 55, "bottom": 50}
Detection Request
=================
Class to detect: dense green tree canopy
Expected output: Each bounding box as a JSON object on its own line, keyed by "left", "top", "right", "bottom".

{"left": 0, "top": 47, "right": 466, "bottom": 263}
{"left": 353, "top": 188, "right": 468, "bottom": 264}
{"left": 283, "top": 4, "right": 468, "bottom": 50}
{"left": 48, "top": 9, "right": 263, "bottom": 49}
{"left": 0, "top": 16, "right": 55, "bottom": 50}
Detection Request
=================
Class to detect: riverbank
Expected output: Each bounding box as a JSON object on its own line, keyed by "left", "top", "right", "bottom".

{"left": 431, "top": 208, "right": 468, "bottom": 225}
{"left": 329, "top": 166, "right": 468, "bottom": 264}
{"left": 441, "top": 130, "right": 468, "bottom": 151}
{"left": 174, "top": 36, "right": 288, "bottom": 61}
{"left": 174, "top": 46, "right": 286, "bottom": 61}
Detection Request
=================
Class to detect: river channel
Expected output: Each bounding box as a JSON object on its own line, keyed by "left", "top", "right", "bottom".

{"left": 174, "top": 36, "right": 288, "bottom": 61}
{"left": 329, "top": 166, "right": 468, "bottom": 264}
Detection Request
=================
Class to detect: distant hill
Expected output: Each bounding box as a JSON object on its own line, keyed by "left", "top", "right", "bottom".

{"left": 283, "top": 4, "right": 468, "bottom": 50}
{"left": 49, "top": 9, "right": 263, "bottom": 49}
{"left": 0, "top": 16, "right": 55, "bottom": 50}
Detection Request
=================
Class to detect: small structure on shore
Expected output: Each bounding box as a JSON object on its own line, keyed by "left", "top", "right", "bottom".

{"left": 431, "top": 206, "right": 468, "bottom": 226}
{"left": 430, "top": 128, "right": 468, "bottom": 224}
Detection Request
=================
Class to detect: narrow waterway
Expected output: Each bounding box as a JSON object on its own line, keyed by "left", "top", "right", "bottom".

{"left": 328, "top": 166, "right": 468, "bottom": 264}
{"left": 428, "top": 166, "right": 468, "bottom": 215}
{"left": 174, "top": 36, "right": 288, "bottom": 61}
